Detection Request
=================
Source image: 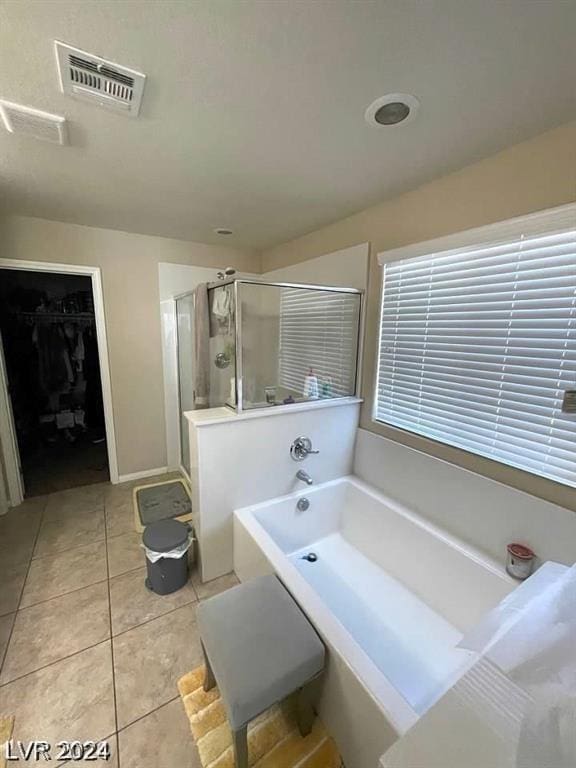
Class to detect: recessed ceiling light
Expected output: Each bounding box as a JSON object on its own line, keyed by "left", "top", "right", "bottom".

{"left": 365, "top": 93, "right": 419, "bottom": 128}
{"left": 214, "top": 227, "right": 233, "bottom": 235}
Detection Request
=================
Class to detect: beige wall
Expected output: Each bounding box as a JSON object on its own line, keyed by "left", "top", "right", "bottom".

{"left": 0, "top": 215, "right": 260, "bottom": 477}
{"left": 1, "top": 120, "right": 575, "bottom": 498}
{"left": 262, "top": 120, "right": 576, "bottom": 510}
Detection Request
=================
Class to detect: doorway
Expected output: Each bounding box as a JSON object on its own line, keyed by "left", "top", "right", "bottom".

{"left": 0, "top": 267, "right": 115, "bottom": 498}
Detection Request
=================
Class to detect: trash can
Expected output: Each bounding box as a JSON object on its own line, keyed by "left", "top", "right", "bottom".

{"left": 143, "top": 519, "right": 192, "bottom": 595}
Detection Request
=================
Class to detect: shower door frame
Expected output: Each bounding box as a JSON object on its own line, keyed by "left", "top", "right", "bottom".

{"left": 206, "top": 278, "right": 365, "bottom": 414}
{"left": 173, "top": 291, "right": 196, "bottom": 478}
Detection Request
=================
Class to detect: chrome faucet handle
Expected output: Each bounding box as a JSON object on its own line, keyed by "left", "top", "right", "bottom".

{"left": 290, "top": 436, "right": 319, "bottom": 462}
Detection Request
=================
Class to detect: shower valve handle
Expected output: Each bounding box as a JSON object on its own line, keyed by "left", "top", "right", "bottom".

{"left": 290, "top": 436, "right": 319, "bottom": 461}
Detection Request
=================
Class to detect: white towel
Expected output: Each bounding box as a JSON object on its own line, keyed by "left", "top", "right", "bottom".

{"left": 212, "top": 284, "right": 233, "bottom": 334}
{"left": 381, "top": 562, "right": 576, "bottom": 768}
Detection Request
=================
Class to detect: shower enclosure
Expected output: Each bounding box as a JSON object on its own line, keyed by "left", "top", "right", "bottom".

{"left": 175, "top": 279, "right": 362, "bottom": 468}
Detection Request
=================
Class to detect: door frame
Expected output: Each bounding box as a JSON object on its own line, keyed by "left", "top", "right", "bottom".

{"left": 0, "top": 259, "right": 119, "bottom": 504}
{"left": 0, "top": 332, "right": 23, "bottom": 507}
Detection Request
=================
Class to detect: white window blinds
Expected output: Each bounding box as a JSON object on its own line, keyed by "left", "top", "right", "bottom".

{"left": 375, "top": 213, "right": 576, "bottom": 488}
{"left": 279, "top": 287, "right": 360, "bottom": 398}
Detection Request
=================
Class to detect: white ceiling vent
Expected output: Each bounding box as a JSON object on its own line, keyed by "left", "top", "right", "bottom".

{"left": 55, "top": 41, "right": 146, "bottom": 117}
{"left": 0, "top": 100, "right": 67, "bottom": 144}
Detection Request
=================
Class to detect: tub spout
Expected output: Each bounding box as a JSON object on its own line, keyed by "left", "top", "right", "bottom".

{"left": 296, "top": 470, "right": 313, "bottom": 486}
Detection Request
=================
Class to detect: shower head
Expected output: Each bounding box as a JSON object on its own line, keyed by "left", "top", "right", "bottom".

{"left": 216, "top": 267, "right": 236, "bottom": 281}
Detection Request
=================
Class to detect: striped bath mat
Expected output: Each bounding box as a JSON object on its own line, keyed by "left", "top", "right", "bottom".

{"left": 177, "top": 666, "right": 342, "bottom": 768}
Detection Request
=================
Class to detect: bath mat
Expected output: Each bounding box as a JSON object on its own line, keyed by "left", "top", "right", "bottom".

{"left": 177, "top": 666, "right": 342, "bottom": 768}
{"left": 133, "top": 478, "right": 193, "bottom": 532}
{"left": 0, "top": 715, "right": 15, "bottom": 768}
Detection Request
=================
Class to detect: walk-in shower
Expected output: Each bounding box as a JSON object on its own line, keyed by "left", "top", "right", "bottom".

{"left": 175, "top": 278, "right": 362, "bottom": 466}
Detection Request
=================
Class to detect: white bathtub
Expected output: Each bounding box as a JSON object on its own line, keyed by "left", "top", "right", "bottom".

{"left": 234, "top": 476, "right": 516, "bottom": 768}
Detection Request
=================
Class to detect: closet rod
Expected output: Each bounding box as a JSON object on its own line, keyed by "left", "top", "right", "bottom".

{"left": 6, "top": 311, "right": 96, "bottom": 325}
{"left": 10, "top": 311, "right": 95, "bottom": 320}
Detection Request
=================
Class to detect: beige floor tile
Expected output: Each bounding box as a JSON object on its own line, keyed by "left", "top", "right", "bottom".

{"left": 7, "top": 495, "right": 47, "bottom": 513}
{"left": 0, "top": 538, "right": 35, "bottom": 572}
{"left": 107, "top": 532, "right": 144, "bottom": 577}
{"left": 118, "top": 698, "right": 201, "bottom": 768}
{"left": 104, "top": 484, "right": 134, "bottom": 510}
{"left": 192, "top": 570, "right": 239, "bottom": 600}
{"left": 110, "top": 567, "right": 197, "bottom": 635}
{"left": 113, "top": 603, "right": 202, "bottom": 728}
{"left": 44, "top": 484, "right": 105, "bottom": 518}
{"left": 20, "top": 540, "right": 107, "bottom": 608}
{"left": 43, "top": 498, "right": 105, "bottom": 522}
{"left": 33, "top": 509, "right": 106, "bottom": 559}
{"left": 134, "top": 471, "right": 183, "bottom": 488}
{"left": 0, "top": 612, "right": 15, "bottom": 662}
{"left": 1, "top": 582, "right": 110, "bottom": 684}
{"left": 0, "top": 504, "right": 41, "bottom": 571}
{"left": 0, "top": 642, "right": 115, "bottom": 745}
{"left": 105, "top": 500, "right": 135, "bottom": 538}
{"left": 0, "top": 502, "right": 43, "bottom": 543}
{"left": 0, "top": 562, "right": 29, "bottom": 616}
{"left": 56, "top": 734, "right": 118, "bottom": 767}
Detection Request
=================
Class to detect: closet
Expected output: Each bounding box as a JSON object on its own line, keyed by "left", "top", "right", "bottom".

{"left": 0, "top": 269, "right": 109, "bottom": 496}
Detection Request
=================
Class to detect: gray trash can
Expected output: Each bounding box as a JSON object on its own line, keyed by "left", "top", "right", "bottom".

{"left": 143, "top": 519, "right": 191, "bottom": 595}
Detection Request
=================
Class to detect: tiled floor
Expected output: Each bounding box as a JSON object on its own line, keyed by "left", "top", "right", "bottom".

{"left": 0, "top": 476, "right": 239, "bottom": 767}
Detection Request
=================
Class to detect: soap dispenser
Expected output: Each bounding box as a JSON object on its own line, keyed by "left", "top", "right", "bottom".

{"left": 303, "top": 368, "right": 319, "bottom": 399}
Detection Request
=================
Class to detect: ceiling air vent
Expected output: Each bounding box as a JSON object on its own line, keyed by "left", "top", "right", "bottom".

{"left": 0, "top": 100, "right": 67, "bottom": 144}
{"left": 55, "top": 41, "right": 146, "bottom": 117}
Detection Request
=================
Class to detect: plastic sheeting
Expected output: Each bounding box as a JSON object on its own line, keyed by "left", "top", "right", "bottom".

{"left": 382, "top": 561, "right": 576, "bottom": 768}
{"left": 143, "top": 534, "right": 194, "bottom": 564}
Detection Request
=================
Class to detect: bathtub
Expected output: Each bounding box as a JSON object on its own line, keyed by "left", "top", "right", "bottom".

{"left": 234, "top": 476, "right": 515, "bottom": 768}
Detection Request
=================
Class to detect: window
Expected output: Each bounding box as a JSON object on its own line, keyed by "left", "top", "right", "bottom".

{"left": 374, "top": 205, "right": 576, "bottom": 488}
{"left": 279, "top": 287, "right": 361, "bottom": 398}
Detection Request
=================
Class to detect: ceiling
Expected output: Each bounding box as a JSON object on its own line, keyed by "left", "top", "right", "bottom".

{"left": 0, "top": 0, "right": 575, "bottom": 250}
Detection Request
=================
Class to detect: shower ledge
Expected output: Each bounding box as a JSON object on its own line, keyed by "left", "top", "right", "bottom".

{"left": 184, "top": 397, "right": 363, "bottom": 428}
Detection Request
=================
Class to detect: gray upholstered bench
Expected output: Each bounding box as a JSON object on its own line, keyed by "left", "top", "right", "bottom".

{"left": 197, "top": 574, "right": 325, "bottom": 768}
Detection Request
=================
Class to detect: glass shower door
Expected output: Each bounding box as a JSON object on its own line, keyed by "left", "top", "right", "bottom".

{"left": 175, "top": 294, "right": 195, "bottom": 475}
{"left": 237, "top": 281, "right": 361, "bottom": 410}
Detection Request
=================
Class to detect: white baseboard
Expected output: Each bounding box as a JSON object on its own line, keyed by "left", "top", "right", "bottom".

{"left": 116, "top": 466, "right": 169, "bottom": 484}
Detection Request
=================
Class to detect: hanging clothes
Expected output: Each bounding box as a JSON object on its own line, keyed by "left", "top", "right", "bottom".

{"left": 32, "top": 323, "right": 72, "bottom": 391}
{"left": 72, "top": 328, "right": 85, "bottom": 372}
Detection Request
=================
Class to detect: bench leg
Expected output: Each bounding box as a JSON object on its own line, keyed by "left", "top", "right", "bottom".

{"left": 296, "top": 679, "right": 318, "bottom": 737}
{"left": 232, "top": 724, "right": 248, "bottom": 768}
{"left": 201, "top": 643, "right": 216, "bottom": 692}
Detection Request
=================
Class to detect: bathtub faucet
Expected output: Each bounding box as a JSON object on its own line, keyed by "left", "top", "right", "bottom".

{"left": 296, "top": 469, "right": 313, "bottom": 486}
